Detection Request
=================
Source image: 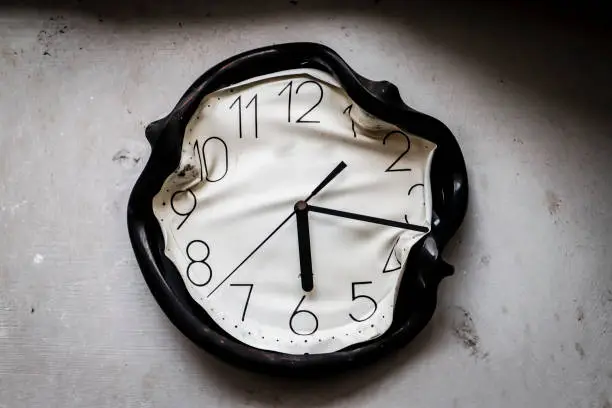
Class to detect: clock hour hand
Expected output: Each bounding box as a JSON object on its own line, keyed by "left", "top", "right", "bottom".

{"left": 296, "top": 161, "right": 346, "bottom": 292}
{"left": 304, "top": 161, "right": 347, "bottom": 202}
{"left": 295, "top": 201, "right": 314, "bottom": 292}
{"left": 308, "top": 205, "right": 429, "bottom": 233}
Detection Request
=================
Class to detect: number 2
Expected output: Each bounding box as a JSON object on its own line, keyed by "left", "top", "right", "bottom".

{"left": 382, "top": 130, "right": 411, "bottom": 172}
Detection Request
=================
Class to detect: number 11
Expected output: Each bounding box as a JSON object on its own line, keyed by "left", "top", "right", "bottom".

{"left": 229, "top": 94, "right": 258, "bottom": 139}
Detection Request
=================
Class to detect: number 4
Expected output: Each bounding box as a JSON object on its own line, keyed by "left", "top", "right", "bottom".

{"left": 382, "top": 237, "right": 402, "bottom": 273}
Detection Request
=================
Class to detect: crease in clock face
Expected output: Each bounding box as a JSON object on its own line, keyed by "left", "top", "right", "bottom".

{"left": 152, "top": 68, "right": 437, "bottom": 355}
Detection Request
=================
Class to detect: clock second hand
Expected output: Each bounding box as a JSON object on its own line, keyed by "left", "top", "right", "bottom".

{"left": 207, "top": 161, "right": 347, "bottom": 298}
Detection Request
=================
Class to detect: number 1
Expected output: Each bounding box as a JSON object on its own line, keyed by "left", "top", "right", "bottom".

{"left": 278, "top": 81, "right": 293, "bottom": 123}
{"left": 229, "top": 95, "right": 243, "bottom": 138}
{"left": 343, "top": 104, "right": 356, "bottom": 138}
{"left": 194, "top": 140, "right": 203, "bottom": 182}
{"left": 245, "top": 94, "right": 258, "bottom": 139}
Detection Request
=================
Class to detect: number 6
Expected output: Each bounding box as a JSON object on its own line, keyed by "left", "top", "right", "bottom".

{"left": 289, "top": 295, "right": 319, "bottom": 336}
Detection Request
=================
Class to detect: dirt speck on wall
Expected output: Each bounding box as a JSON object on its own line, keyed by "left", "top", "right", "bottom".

{"left": 546, "top": 190, "right": 562, "bottom": 215}
{"left": 449, "top": 306, "right": 488, "bottom": 359}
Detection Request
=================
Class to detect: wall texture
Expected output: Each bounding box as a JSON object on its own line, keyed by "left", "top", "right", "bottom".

{"left": 1, "top": 1, "right": 611, "bottom": 407}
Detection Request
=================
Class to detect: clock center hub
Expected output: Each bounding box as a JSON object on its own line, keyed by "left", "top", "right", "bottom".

{"left": 294, "top": 200, "right": 308, "bottom": 212}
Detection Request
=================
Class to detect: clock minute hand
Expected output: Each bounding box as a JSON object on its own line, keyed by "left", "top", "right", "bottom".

{"left": 308, "top": 205, "right": 429, "bottom": 233}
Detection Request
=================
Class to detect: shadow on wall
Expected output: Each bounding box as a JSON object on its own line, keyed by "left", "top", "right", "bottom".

{"left": 3, "top": 0, "right": 612, "bottom": 126}
{"left": 162, "top": 311, "right": 444, "bottom": 407}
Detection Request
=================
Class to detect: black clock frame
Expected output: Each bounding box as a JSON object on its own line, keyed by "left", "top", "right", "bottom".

{"left": 127, "top": 42, "right": 468, "bottom": 376}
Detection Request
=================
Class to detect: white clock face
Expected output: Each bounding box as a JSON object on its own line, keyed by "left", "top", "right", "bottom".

{"left": 152, "top": 69, "right": 436, "bottom": 355}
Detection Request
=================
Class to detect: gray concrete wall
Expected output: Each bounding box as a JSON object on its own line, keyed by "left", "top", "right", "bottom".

{"left": 1, "top": 1, "right": 610, "bottom": 407}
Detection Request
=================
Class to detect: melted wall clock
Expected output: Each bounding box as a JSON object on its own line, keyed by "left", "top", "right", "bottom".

{"left": 128, "top": 43, "right": 468, "bottom": 376}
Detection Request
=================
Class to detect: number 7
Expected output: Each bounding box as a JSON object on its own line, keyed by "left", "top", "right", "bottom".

{"left": 230, "top": 283, "right": 254, "bottom": 321}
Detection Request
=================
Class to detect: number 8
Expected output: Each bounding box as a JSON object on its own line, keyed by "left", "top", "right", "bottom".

{"left": 186, "top": 240, "right": 212, "bottom": 287}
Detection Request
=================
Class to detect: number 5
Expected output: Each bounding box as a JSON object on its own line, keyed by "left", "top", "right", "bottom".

{"left": 349, "top": 281, "right": 378, "bottom": 322}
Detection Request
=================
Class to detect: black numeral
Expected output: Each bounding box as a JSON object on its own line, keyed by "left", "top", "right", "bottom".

{"left": 230, "top": 283, "right": 254, "bottom": 321}
{"left": 343, "top": 104, "right": 357, "bottom": 138}
{"left": 230, "top": 94, "right": 258, "bottom": 139}
{"left": 405, "top": 183, "right": 425, "bottom": 224}
{"left": 186, "top": 240, "right": 212, "bottom": 287}
{"left": 295, "top": 81, "right": 323, "bottom": 123}
{"left": 349, "top": 281, "right": 378, "bottom": 322}
{"left": 229, "top": 95, "right": 242, "bottom": 138}
{"left": 278, "top": 80, "right": 323, "bottom": 124}
{"left": 193, "top": 140, "right": 204, "bottom": 182}
{"left": 245, "top": 94, "right": 258, "bottom": 139}
{"left": 278, "top": 81, "right": 293, "bottom": 122}
{"left": 383, "top": 130, "right": 411, "bottom": 172}
{"left": 382, "top": 237, "right": 401, "bottom": 273}
{"left": 194, "top": 137, "right": 228, "bottom": 182}
{"left": 171, "top": 189, "right": 197, "bottom": 230}
{"left": 289, "top": 295, "right": 318, "bottom": 336}
{"left": 409, "top": 183, "right": 424, "bottom": 195}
